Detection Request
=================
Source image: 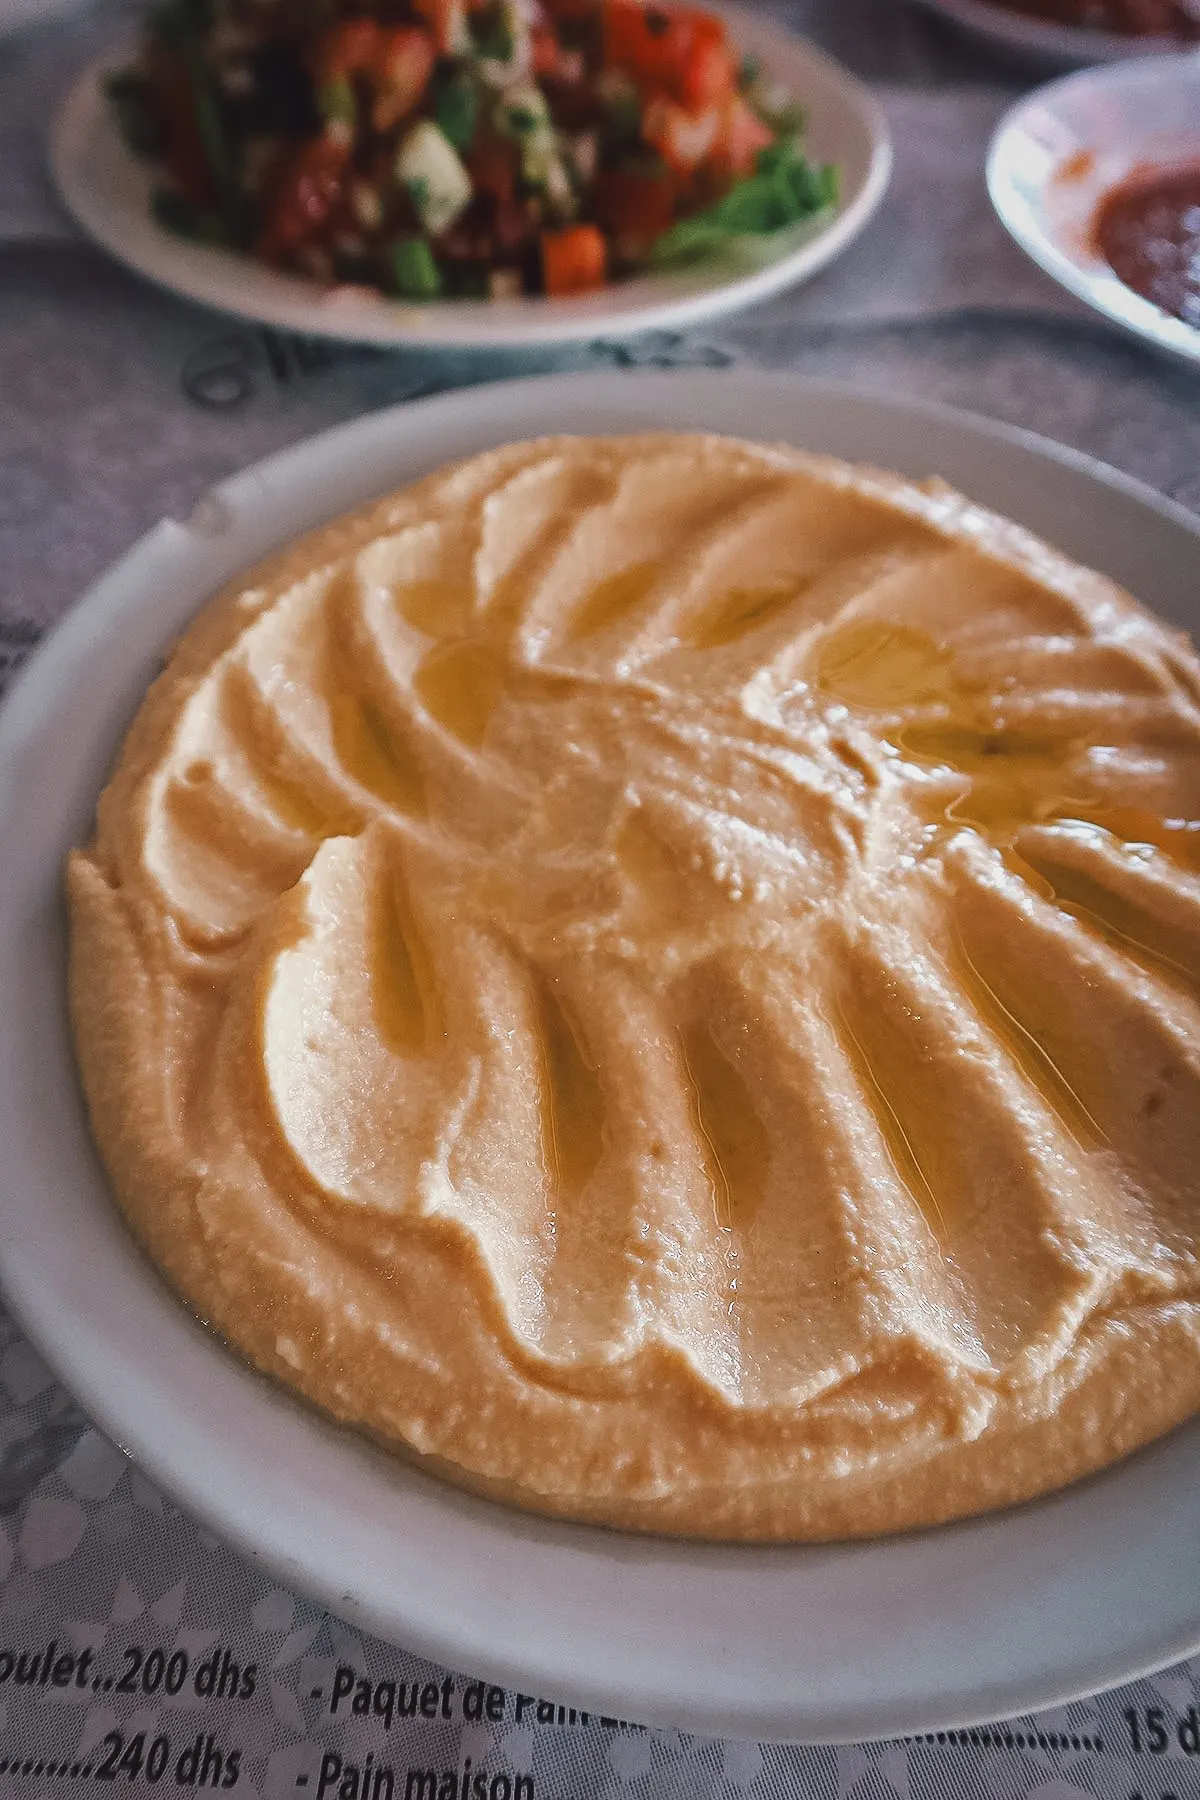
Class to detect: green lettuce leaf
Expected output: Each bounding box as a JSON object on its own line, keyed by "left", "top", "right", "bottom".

{"left": 651, "top": 141, "right": 838, "bottom": 268}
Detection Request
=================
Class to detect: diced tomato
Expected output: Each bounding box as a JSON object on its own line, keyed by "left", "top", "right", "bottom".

{"left": 595, "top": 164, "right": 676, "bottom": 256}
{"left": 370, "top": 27, "right": 436, "bottom": 129}
{"left": 542, "top": 0, "right": 595, "bottom": 17}
{"left": 467, "top": 133, "right": 518, "bottom": 205}
{"left": 642, "top": 94, "right": 719, "bottom": 174}
{"left": 313, "top": 18, "right": 380, "bottom": 82}
{"left": 604, "top": 0, "right": 733, "bottom": 109}
{"left": 678, "top": 15, "right": 734, "bottom": 108}
{"left": 531, "top": 22, "right": 563, "bottom": 77}
{"left": 603, "top": 0, "right": 692, "bottom": 88}
{"left": 712, "top": 93, "right": 773, "bottom": 177}
{"left": 413, "top": 0, "right": 466, "bottom": 53}
{"left": 541, "top": 222, "right": 608, "bottom": 293}
{"left": 257, "top": 134, "right": 352, "bottom": 261}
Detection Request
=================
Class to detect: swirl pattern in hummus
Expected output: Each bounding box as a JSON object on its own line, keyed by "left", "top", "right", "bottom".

{"left": 68, "top": 433, "right": 1200, "bottom": 1539}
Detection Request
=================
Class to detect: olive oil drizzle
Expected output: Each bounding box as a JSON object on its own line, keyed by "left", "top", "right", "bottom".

{"left": 832, "top": 996, "right": 947, "bottom": 1237}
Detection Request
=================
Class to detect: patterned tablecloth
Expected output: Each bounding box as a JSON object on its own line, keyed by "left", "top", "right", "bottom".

{"left": 3, "top": 2, "right": 1200, "bottom": 1795}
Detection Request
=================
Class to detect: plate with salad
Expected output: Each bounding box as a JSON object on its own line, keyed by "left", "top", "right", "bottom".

{"left": 51, "top": 0, "right": 891, "bottom": 348}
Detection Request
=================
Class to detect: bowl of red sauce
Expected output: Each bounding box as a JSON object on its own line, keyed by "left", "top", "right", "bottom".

{"left": 987, "top": 52, "right": 1200, "bottom": 366}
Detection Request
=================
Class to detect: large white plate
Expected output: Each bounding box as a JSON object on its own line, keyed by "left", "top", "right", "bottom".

{"left": 49, "top": 10, "right": 890, "bottom": 351}
{"left": 914, "top": 0, "right": 1189, "bottom": 66}
{"left": 987, "top": 53, "right": 1200, "bottom": 367}
{"left": 3, "top": 372, "right": 1200, "bottom": 1744}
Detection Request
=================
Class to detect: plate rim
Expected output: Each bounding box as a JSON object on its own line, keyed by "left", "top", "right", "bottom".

{"left": 986, "top": 52, "right": 1200, "bottom": 368}
{"left": 912, "top": 0, "right": 1187, "bottom": 62}
{"left": 48, "top": 10, "right": 892, "bottom": 351}
{"left": 4, "top": 369, "right": 1200, "bottom": 1744}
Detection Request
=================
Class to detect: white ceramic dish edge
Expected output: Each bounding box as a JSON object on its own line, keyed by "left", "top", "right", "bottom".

{"left": 3, "top": 371, "right": 1200, "bottom": 1743}
{"left": 913, "top": 0, "right": 1187, "bottom": 65}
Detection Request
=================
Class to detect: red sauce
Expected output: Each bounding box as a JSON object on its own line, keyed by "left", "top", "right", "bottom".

{"left": 1056, "top": 148, "right": 1097, "bottom": 184}
{"left": 995, "top": 0, "right": 1200, "bottom": 36}
{"left": 1094, "top": 163, "right": 1200, "bottom": 330}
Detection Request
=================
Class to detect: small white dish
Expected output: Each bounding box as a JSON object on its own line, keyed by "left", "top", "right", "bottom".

{"left": 988, "top": 52, "right": 1200, "bottom": 367}
{"left": 49, "top": 7, "right": 890, "bottom": 351}
{"left": 3, "top": 370, "right": 1200, "bottom": 1743}
{"left": 914, "top": 0, "right": 1190, "bottom": 66}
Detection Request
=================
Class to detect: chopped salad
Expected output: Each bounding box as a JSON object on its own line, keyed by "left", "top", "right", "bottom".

{"left": 107, "top": 0, "right": 838, "bottom": 300}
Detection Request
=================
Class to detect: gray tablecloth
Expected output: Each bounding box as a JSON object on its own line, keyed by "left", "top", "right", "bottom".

{"left": 3, "top": 4, "right": 1200, "bottom": 1796}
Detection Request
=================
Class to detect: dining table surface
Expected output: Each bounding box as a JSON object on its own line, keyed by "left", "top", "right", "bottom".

{"left": 2, "top": 2, "right": 1200, "bottom": 1796}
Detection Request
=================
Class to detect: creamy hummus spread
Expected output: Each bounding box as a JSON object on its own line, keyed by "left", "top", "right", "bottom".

{"left": 67, "top": 433, "right": 1200, "bottom": 1539}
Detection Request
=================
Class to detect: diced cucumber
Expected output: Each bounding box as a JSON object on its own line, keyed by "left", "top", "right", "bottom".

{"left": 389, "top": 235, "right": 444, "bottom": 299}
{"left": 471, "top": 4, "right": 515, "bottom": 62}
{"left": 749, "top": 82, "right": 807, "bottom": 137}
{"left": 471, "top": 0, "right": 527, "bottom": 81}
{"left": 499, "top": 83, "right": 574, "bottom": 218}
{"left": 435, "top": 71, "right": 478, "bottom": 154}
{"left": 395, "top": 120, "right": 473, "bottom": 236}
{"left": 317, "top": 74, "right": 356, "bottom": 129}
{"left": 500, "top": 82, "right": 550, "bottom": 140}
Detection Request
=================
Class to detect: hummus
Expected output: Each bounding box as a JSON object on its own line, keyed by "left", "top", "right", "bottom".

{"left": 67, "top": 433, "right": 1200, "bottom": 1540}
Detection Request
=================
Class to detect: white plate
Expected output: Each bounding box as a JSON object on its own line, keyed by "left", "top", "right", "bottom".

{"left": 914, "top": 0, "right": 1189, "bottom": 66}
{"left": 49, "top": 11, "right": 890, "bottom": 351}
{"left": 3, "top": 371, "right": 1200, "bottom": 1744}
{"left": 988, "top": 53, "right": 1200, "bottom": 366}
